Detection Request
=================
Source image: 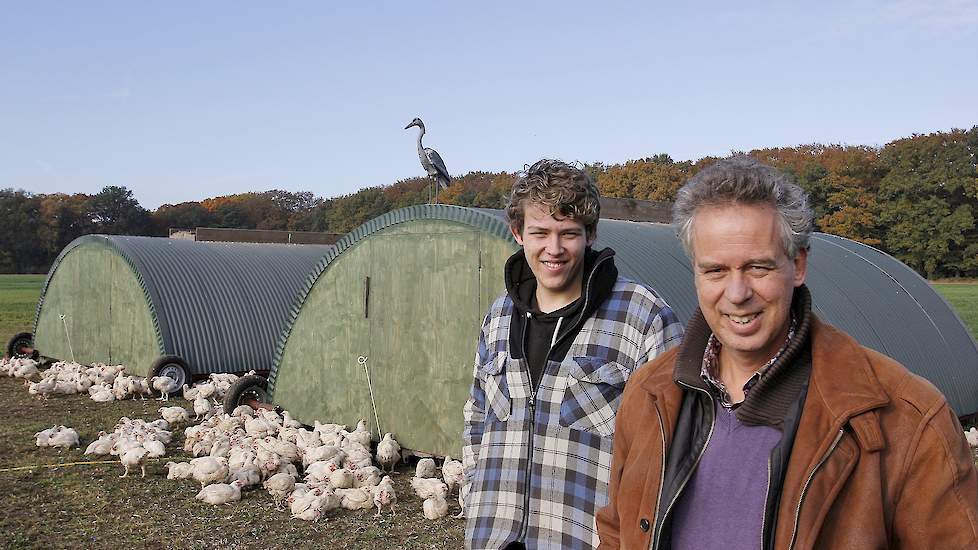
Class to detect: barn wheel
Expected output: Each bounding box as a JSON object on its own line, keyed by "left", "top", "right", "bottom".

{"left": 150, "top": 355, "right": 189, "bottom": 389}
{"left": 224, "top": 375, "right": 269, "bottom": 410}
{"left": 6, "top": 332, "right": 37, "bottom": 360}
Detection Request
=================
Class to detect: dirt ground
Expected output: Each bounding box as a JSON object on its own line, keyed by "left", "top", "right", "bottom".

{"left": 0, "top": 376, "right": 464, "bottom": 549}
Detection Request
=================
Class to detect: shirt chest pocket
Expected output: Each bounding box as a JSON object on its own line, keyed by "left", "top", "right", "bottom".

{"left": 480, "top": 352, "right": 511, "bottom": 422}
{"left": 558, "top": 356, "right": 630, "bottom": 437}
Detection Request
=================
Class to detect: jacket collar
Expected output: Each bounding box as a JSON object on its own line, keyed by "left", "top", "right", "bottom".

{"left": 637, "top": 292, "right": 890, "bottom": 428}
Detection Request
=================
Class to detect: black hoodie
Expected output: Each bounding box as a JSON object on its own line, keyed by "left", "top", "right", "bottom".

{"left": 504, "top": 246, "right": 619, "bottom": 392}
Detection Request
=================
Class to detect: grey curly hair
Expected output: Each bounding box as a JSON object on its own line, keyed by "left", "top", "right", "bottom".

{"left": 673, "top": 155, "right": 814, "bottom": 258}
{"left": 506, "top": 159, "right": 601, "bottom": 237}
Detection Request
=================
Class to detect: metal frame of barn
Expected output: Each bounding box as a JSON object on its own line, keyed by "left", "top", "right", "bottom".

{"left": 267, "top": 204, "right": 978, "bottom": 457}
{"left": 32, "top": 235, "right": 332, "bottom": 379}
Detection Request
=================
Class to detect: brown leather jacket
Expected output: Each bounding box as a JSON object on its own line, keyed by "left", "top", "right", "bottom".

{"left": 596, "top": 317, "right": 978, "bottom": 549}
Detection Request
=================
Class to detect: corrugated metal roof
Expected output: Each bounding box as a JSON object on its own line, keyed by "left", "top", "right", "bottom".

{"left": 35, "top": 235, "right": 331, "bottom": 376}
{"left": 270, "top": 205, "right": 978, "bottom": 415}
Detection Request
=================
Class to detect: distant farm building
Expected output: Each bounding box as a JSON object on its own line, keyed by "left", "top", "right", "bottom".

{"left": 33, "top": 235, "right": 331, "bottom": 386}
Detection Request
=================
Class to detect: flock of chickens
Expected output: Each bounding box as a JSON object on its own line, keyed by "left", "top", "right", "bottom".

{"left": 2, "top": 355, "right": 468, "bottom": 523}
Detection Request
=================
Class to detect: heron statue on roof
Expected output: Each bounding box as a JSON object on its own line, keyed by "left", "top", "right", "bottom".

{"left": 405, "top": 117, "right": 451, "bottom": 203}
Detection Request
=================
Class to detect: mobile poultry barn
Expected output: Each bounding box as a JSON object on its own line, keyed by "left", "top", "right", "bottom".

{"left": 264, "top": 205, "right": 978, "bottom": 456}
{"left": 30, "top": 235, "right": 331, "bottom": 387}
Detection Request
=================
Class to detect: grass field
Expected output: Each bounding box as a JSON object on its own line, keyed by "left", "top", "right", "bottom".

{"left": 0, "top": 274, "right": 45, "bottom": 344}
{"left": 933, "top": 283, "right": 978, "bottom": 341}
{"left": 0, "top": 376, "right": 464, "bottom": 549}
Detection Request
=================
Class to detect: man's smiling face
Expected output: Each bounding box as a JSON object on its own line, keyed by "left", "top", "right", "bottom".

{"left": 691, "top": 202, "right": 808, "bottom": 369}
{"left": 512, "top": 201, "right": 595, "bottom": 311}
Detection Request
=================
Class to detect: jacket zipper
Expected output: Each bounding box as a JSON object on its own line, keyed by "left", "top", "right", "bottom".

{"left": 649, "top": 404, "right": 667, "bottom": 546}
{"left": 516, "top": 253, "right": 611, "bottom": 544}
{"left": 787, "top": 428, "right": 845, "bottom": 550}
{"left": 760, "top": 455, "right": 772, "bottom": 550}
{"left": 652, "top": 381, "right": 716, "bottom": 550}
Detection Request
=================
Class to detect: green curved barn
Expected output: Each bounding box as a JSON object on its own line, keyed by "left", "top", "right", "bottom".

{"left": 33, "top": 235, "right": 331, "bottom": 383}
{"left": 268, "top": 205, "right": 978, "bottom": 456}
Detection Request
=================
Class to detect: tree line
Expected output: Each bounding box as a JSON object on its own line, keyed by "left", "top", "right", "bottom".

{"left": 2, "top": 127, "right": 975, "bottom": 278}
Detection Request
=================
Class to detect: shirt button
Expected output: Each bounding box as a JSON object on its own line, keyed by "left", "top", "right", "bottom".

{"left": 640, "top": 518, "right": 650, "bottom": 532}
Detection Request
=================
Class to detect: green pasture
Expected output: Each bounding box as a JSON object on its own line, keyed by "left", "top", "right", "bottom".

{"left": 933, "top": 282, "right": 978, "bottom": 341}
{"left": 0, "top": 274, "right": 44, "bottom": 344}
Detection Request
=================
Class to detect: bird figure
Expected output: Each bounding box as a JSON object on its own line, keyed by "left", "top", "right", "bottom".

{"left": 404, "top": 117, "right": 451, "bottom": 202}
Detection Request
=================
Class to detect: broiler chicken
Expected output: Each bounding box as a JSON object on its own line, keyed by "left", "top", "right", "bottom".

{"left": 196, "top": 480, "right": 245, "bottom": 505}
{"left": 263, "top": 472, "right": 296, "bottom": 510}
{"left": 159, "top": 406, "right": 190, "bottom": 425}
{"left": 375, "top": 433, "right": 401, "bottom": 473}
{"left": 120, "top": 447, "right": 150, "bottom": 478}
{"left": 166, "top": 461, "right": 195, "bottom": 480}
{"left": 335, "top": 487, "right": 374, "bottom": 510}
{"left": 442, "top": 455, "right": 464, "bottom": 492}
{"left": 423, "top": 494, "right": 450, "bottom": 519}
{"left": 193, "top": 397, "right": 212, "bottom": 421}
{"left": 151, "top": 375, "right": 180, "bottom": 401}
{"left": 415, "top": 457, "right": 437, "bottom": 478}
{"left": 372, "top": 475, "right": 396, "bottom": 517}
{"left": 411, "top": 477, "right": 448, "bottom": 500}
{"left": 191, "top": 456, "right": 229, "bottom": 488}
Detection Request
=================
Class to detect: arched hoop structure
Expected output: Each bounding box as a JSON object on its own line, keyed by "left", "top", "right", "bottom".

{"left": 268, "top": 205, "right": 978, "bottom": 455}
{"left": 33, "top": 235, "right": 331, "bottom": 378}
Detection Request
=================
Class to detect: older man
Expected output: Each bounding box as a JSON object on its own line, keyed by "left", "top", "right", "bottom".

{"left": 596, "top": 156, "right": 978, "bottom": 549}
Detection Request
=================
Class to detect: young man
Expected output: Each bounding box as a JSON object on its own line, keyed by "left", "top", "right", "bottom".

{"left": 462, "top": 160, "right": 683, "bottom": 550}
{"left": 596, "top": 156, "right": 978, "bottom": 549}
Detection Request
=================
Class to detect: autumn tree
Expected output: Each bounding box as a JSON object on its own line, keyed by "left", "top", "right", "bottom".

{"left": 877, "top": 128, "right": 978, "bottom": 278}
{"left": 89, "top": 186, "right": 154, "bottom": 236}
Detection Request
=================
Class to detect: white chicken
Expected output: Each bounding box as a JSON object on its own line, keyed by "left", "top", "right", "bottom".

{"left": 442, "top": 455, "right": 465, "bottom": 492}
{"left": 263, "top": 472, "right": 296, "bottom": 510}
{"left": 191, "top": 456, "right": 229, "bottom": 488}
{"left": 411, "top": 477, "right": 448, "bottom": 500}
{"left": 344, "top": 420, "right": 372, "bottom": 449}
{"left": 372, "top": 475, "right": 396, "bottom": 517}
{"left": 329, "top": 468, "right": 354, "bottom": 489}
{"left": 34, "top": 426, "right": 59, "bottom": 447}
{"left": 151, "top": 375, "right": 180, "bottom": 401}
{"left": 966, "top": 427, "right": 978, "bottom": 448}
{"left": 84, "top": 432, "right": 114, "bottom": 456}
{"left": 229, "top": 462, "right": 262, "bottom": 488}
{"left": 423, "top": 494, "right": 450, "bottom": 520}
{"left": 193, "top": 397, "right": 213, "bottom": 421}
{"left": 159, "top": 406, "right": 190, "bottom": 425}
{"left": 353, "top": 466, "right": 382, "bottom": 488}
{"left": 290, "top": 488, "right": 326, "bottom": 521}
{"left": 120, "top": 447, "right": 150, "bottom": 478}
{"left": 415, "top": 457, "right": 437, "bottom": 478}
{"left": 196, "top": 480, "right": 245, "bottom": 505}
{"left": 376, "top": 433, "right": 401, "bottom": 473}
{"left": 48, "top": 426, "right": 80, "bottom": 448}
{"left": 165, "top": 461, "right": 195, "bottom": 480}
{"left": 335, "top": 486, "right": 374, "bottom": 511}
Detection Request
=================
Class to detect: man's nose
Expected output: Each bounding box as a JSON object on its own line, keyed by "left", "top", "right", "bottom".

{"left": 724, "top": 272, "right": 753, "bottom": 304}
{"left": 544, "top": 234, "right": 564, "bottom": 254}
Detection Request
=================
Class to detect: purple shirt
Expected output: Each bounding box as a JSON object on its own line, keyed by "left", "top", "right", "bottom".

{"left": 670, "top": 405, "right": 782, "bottom": 550}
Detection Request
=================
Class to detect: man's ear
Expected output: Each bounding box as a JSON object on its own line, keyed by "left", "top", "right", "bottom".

{"left": 510, "top": 224, "right": 524, "bottom": 246}
{"left": 586, "top": 228, "right": 597, "bottom": 247}
{"left": 793, "top": 247, "right": 809, "bottom": 287}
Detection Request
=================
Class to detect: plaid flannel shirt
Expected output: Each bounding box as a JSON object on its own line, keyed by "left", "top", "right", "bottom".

{"left": 462, "top": 277, "right": 683, "bottom": 549}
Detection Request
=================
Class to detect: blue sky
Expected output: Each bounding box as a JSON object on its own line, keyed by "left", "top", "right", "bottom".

{"left": 2, "top": 1, "right": 976, "bottom": 209}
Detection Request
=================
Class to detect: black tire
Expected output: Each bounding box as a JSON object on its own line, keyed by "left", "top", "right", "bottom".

{"left": 150, "top": 355, "right": 190, "bottom": 390}
{"left": 6, "top": 332, "right": 35, "bottom": 359}
{"left": 223, "top": 375, "right": 269, "bottom": 410}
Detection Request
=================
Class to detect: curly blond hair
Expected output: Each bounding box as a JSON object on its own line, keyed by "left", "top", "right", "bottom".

{"left": 506, "top": 159, "right": 601, "bottom": 237}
